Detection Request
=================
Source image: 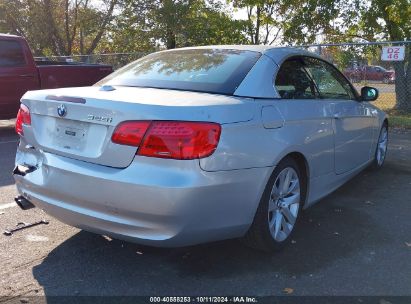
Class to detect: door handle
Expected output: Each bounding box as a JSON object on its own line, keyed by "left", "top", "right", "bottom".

{"left": 334, "top": 113, "right": 342, "bottom": 119}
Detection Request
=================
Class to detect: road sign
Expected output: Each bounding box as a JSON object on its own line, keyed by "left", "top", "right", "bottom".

{"left": 381, "top": 46, "right": 405, "bottom": 61}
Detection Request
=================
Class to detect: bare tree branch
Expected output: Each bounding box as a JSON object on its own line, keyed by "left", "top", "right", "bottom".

{"left": 86, "top": 0, "right": 118, "bottom": 54}
{"left": 269, "top": 27, "right": 281, "bottom": 45}
{"left": 43, "top": 0, "right": 66, "bottom": 55}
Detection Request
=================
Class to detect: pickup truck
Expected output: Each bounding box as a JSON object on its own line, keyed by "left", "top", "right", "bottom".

{"left": 0, "top": 34, "right": 113, "bottom": 119}
{"left": 344, "top": 65, "right": 395, "bottom": 84}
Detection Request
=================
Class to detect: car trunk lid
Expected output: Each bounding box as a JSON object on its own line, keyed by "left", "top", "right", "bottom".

{"left": 21, "top": 86, "right": 256, "bottom": 168}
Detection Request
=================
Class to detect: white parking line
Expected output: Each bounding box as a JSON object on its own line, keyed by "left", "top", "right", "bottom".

{"left": 0, "top": 202, "right": 17, "bottom": 210}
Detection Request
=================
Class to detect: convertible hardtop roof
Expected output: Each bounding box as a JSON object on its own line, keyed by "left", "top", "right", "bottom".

{"left": 175, "top": 45, "right": 296, "bottom": 52}
{"left": 144, "top": 45, "right": 327, "bottom": 99}
{"left": 159, "top": 45, "right": 322, "bottom": 63}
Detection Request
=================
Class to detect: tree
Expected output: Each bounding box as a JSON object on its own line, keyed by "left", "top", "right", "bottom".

{"left": 101, "top": 4, "right": 158, "bottom": 53}
{"left": 176, "top": 1, "right": 248, "bottom": 46}
{"left": 280, "top": 0, "right": 354, "bottom": 45}
{"left": 0, "top": 1, "right": 50, "bottom": 54}
{"left": 121, "top": 0, "right": 247, "bottom": 49}
{"left": 1, "top": 0, "right": 119, "bottom": 55}
{"left": 355, "top": 0, "right": 411, "bottom": 112}
{"left": 276, "top": 0, "right": 411, "bottom": 112}
{"left": 232, "top": 0, "right": 283, "bottom": 45}
{"left": 118, "top": 0, "right": 190, "bottom": 50}
{"left": 79, "top": 0, "right": 119, "bottom": 54}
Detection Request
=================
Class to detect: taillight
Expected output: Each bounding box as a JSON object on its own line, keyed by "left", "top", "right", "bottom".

{"left": 139, "top": 121, "right": 221, "bottom": 159}
{"left": 111, "top": 121, "right": 221, "bottom": 160}
{"left": 111, "top": 121, "right": 151, "bottom": 146}
{"left": 15, "top": 104, "right": 31, "bottom": 136}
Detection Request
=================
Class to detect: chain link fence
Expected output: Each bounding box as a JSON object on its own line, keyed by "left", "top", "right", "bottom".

{"left": 35, "top": 41, "right": 411, "bottom": 128}
{"left": 34, "top": 52, "right": 148, "bottom": 70}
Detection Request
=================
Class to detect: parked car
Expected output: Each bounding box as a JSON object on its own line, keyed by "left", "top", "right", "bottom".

{"left": 13, "top": 46, "right": 388, "bottom": 251}
{"left": 344, "top": 65, "right": 395, "bottom": 84}
{"left": 0, "top": 34, "right": 113, "bottom": 119}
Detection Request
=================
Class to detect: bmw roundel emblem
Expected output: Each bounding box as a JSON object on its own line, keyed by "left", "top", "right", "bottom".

{"left": 57, "top": 104, "right": 67, "bottom": 117}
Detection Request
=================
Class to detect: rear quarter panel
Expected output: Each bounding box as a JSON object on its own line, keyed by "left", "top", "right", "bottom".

{"left": 200, "top": 99, "right": 335, "bottom": 180}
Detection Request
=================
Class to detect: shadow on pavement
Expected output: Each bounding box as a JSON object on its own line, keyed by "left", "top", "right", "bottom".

{"left": 32, "top": 174, "right": 387, "bottom": 295}
{"left": 31, "top": 132, "right": 410, "bottom": 295}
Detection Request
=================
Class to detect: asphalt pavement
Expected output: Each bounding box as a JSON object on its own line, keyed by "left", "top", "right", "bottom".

{"left": 0, "top": 119, "right": 410, "bottom": 299}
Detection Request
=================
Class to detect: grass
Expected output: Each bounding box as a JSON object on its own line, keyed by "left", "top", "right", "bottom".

{"left": 372, "top": 93, "right": 411, "bottom": 129}
{"left": 373, "top": 93, "right": 396, "bottom": 111}
{"left": 388, "top": 115, "right": 411, "bottom": 129}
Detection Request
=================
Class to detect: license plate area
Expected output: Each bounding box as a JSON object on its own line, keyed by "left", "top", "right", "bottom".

{"left": 54, "top": 120, "right": 89, "bottom": 151}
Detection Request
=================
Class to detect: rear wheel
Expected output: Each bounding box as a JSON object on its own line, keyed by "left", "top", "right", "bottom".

{"left": 243, "top": 157, "right": 304, "bottom": 251}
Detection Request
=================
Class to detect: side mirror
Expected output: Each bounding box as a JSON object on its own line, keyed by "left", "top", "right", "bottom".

{"left": 361, "top": 86, "right": 379, "bottom": 102}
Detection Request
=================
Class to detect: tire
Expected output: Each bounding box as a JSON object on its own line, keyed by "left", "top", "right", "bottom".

{"left": 371, "top": 122, "right": 388, "bottom": 170}
{"left": 243, "top": 157, "right": 305, "bottom": 252}
{"left": 383, "top": 77, "right": 389, "bottom": 84}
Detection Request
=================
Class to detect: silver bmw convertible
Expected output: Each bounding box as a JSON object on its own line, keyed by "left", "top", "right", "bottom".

{"left": 13, "top": 46, "right": 388, "bottom": 251}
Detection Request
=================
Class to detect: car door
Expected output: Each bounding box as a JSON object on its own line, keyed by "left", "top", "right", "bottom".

{"left": 303, "top": 57, "right": 375, "bottom": 175}
{"left": 370, "top": 66, "right": 380, "bottom": 82}
{"left": 365, "top": 66, "right": 375, "bottom": 81}
{"left": 0, "top": 38, "right": 39, "bottom": 119}
{"left": 273, "top": 57, "right": 335, "bottom": 180}
{"left": 374, "top": 67, "right": 382, "bottom": 81}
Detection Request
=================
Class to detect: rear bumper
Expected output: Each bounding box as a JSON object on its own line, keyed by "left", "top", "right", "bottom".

{"left": 13, "top": 146, "right": 272, "bottom": 247}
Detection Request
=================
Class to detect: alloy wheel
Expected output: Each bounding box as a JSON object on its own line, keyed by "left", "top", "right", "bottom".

{"left": 268, "top": 167, "right": 300, "bottom": 242}
{"left": 377, "top": 126, "right": 388, "bottom": 166}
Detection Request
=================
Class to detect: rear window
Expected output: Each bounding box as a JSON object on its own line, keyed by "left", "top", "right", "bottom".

{"left": 0, "top": 40, "right": 26, "bottom": 67}
{"left": 96, "top": 49, "right": 261, "bottom": 95}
